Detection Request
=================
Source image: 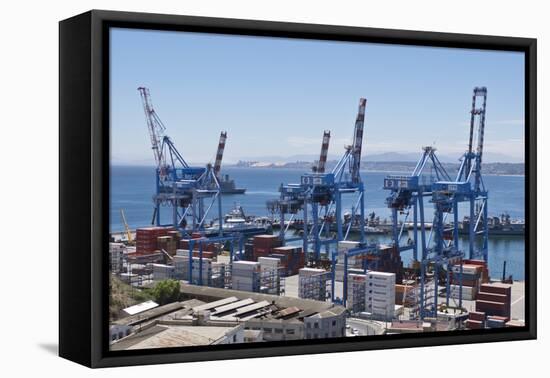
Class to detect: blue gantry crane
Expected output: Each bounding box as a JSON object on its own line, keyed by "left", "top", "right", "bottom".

{"left": 139, "top": 88, "right": 247, "bottom": 285}
{"left": 269, "top": 98, "right": 367, "bottom": 264}
{"left": 383, "top": 87, "right": 489, "bottom": 319}
{"left": 421, "top": 87, "right": 489, "bottom": 318}
{"left": 138, "top": 87, "right": 223, "bottom": 237}
{"left": 384, "top": 146, "right": 452, "bottom": 262}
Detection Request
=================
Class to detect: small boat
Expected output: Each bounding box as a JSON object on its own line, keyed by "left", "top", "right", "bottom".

{"left": 204, "top": 204, "right": 271, "bottom": 236}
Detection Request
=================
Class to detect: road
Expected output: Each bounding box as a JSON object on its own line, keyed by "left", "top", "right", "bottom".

{"left": 346, "top": 317, "right": 386, "bottom": 336}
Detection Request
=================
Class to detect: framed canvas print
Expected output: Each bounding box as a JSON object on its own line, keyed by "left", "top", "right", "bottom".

{"left": 59, "top": 10, "right": 536, "bottom": 368}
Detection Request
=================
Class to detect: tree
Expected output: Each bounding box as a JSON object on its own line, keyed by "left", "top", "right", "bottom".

{"left": 151, "top": 279, "right": 180, "bottom": 305}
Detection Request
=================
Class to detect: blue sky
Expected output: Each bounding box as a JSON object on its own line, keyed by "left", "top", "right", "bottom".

{"left": 110, "top": 28, "right": 525, "bottom": 165}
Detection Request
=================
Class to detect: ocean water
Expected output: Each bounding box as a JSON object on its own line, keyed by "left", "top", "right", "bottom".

{"left": 110, "top": 166, "right": 526, "bottom": 279}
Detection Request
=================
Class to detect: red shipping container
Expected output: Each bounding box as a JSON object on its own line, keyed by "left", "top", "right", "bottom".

{"left": 193, "top": 251, "right": 214, "bottom": 259}
{"left": 451, "top": 278, "right": 479, "bottom": 287}
{"left": 469, "top": 311, "right": 486, "bottom": 321}
{"left": 253, "top": 235, "right": 281, "bottom": 248}
{"left": 465, "top": 319, "right": 484, "bottom": 329}
{"left": 463, "top": 259, "right": 485, "bottom": 265}
{"left": 487, "top": 315, "right": 508, "bottom": 322}
{"left": 480, "top": 283, "right": 511, "bottom": 296}
{"left": 476, "top": 300, "right": 510, "bottom": 318}
{"left": 477, "top": 292, "right": 509, "bottom": 304}
{"left": 180, "top": 238, "right": 218, "bottom": 252}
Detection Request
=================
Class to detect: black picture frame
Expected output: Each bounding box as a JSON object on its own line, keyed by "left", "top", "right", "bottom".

{"left": 59, "top": 9, "right": 537, "bottom": 368}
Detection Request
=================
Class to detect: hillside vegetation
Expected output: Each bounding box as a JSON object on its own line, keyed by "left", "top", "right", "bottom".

{"left": 109, "top": 276, "right": 152, "bottom": 321}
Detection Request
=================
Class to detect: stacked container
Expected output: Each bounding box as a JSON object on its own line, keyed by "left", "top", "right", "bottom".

{"left": 448, "top": 284, "right": 477, "bottom": 301}
{"left": 463, "top": 259, "right": 490, "bottom": 283}
{"left": 173, "top": 249, "right": 213, "bottom": 285}
{"left": 243, "top": 241, "right": 254, "bottom": 261}
{"left": 486, "top": 315, "right": 507, "bottom": 328}
{"left": 232, "top": 260, "right": 261, "bottom": 292}
{"left": 179, "top": 237, "right": 218, "bottom": 253}
{"left": 157, "top": 235, "right": 177, "bottom": 256}
{"left": 347, "top": 273, "right": 367, "bottom": 313}
{"left": 334, "top": 242, "right": 403, "bottom": 283}
{"left": 367, "top": 245, "right": 404, "bottom": 283}
{"left": 465, "top": 310, "right": 486, "bottom": 329}
{"left": 151, "top": 263, "right": 175, "bottom": 281}
{"left": 258, "top": 257, "right": 281, "bottom": 295}
{"left": 449, "top": 263, "right": 484, "bottom": 300}
{"left": 365, "top": 271, "right": 396, "bottom": 321}
{"left": 211, "top": 261, "right": 226, "bottom": 288}
{"left": 271, "top": 245, "right": 304, "bottom": 275}
{"left": 252, "top": 235, "right": 282, "bottom": 260}
{"left": 334, "top": 241, "right": 361, "bottom": 281}
{"left": 394, "top": 282, "right": 417, "bottom": 306}
{"left": 475, "top": 283, "right": 512, "bottom": 320}
{"left": 109, "top": 242, "right": 125, "bottom": 273}
{"left": 167, "top": 230, "right": 181, "bottom": 247}
{"left": 298, "top": 267, "right": 331, "bottom": 301}
{"left": 135, "top": 226, "right": 174, "bottom": 254}
{"left": 192, "top": 250, "right": 215, "bottom": 259}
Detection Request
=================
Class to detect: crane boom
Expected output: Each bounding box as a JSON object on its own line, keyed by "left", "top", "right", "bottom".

{"left": 138, "top": 87, "right": 166, "bottom": 168}
{"left": 120, "top": 209, "right": 133, "bottom": 244}
{"left": 214, "top": 131, "right": 227, "bottom": 178}
{"left": 474, "top": 87, "right": 487, "bottom": 166}
{"left": 350, "top": 98, "right": 367, "bottom": 183}
{"left": 465, "top": 87, "right": 487, "bottom": 180}
{"left": 314, "top": 131, "right": 331, "bottom": 173}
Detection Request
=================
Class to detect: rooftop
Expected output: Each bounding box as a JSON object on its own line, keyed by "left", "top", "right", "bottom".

{"left": 111, "top": 324, "right": 241, "bottom": 350}
{"left": 179, "top": 283, "right": 340, "bottom": 315}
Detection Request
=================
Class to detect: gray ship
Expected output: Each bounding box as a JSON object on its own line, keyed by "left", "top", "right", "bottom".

{"left": 459, "top": 213, "right": 525, "bottom": 236}
{"left": 219, "top": 174, "right": 246, "bottom": 194}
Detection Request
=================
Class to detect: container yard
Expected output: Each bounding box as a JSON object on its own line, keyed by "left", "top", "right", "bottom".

{"left": 109, "top": 86, "right": 526, "bottom": 350}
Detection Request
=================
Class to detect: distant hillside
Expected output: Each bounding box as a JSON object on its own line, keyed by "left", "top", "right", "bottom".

{"left": 234, "top": 151, "right": 523, "bottom": 165}
{"left": 232, "top": 159, "right": 524, "bottom": 175}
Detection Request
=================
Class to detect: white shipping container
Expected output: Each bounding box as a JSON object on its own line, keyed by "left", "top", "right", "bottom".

{"left": 338, "top": 241, "right": 360, "bottom": 251}
{"left": 234, "top": 275, "right": 259, "bottom": 282}
{"left": 259, "top": 257, "right": 280, "bottom": 266}
{"left": 451, "top": 265, "right": 481, "bottom": 275}
{"left": 233, "top": 261, "right": 260, "bottom": 268}
{"left": 232, "top": 271, "right": 255, "bottom": 276}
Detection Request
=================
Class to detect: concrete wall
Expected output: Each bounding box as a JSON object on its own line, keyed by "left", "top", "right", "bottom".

{"left": 304, "top": 311, "right": 346, "bottom": 339}
{"left": 245, "top": 319, "right": 304, "bottom": 341}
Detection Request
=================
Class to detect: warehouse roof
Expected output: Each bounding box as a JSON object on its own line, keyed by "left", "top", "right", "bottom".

{"left": 180, "top": 283, "right": 336, "bottom": 313}
{"left": 192, "top": 296, "right": 239, "bottom": 312}
{"left": 111, "top": 324, "right": 241, "bottom": 350}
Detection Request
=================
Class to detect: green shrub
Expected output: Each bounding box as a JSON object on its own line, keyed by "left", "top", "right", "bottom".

{"left": 151, "top": 279, "right": 180, "bottom": 305}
